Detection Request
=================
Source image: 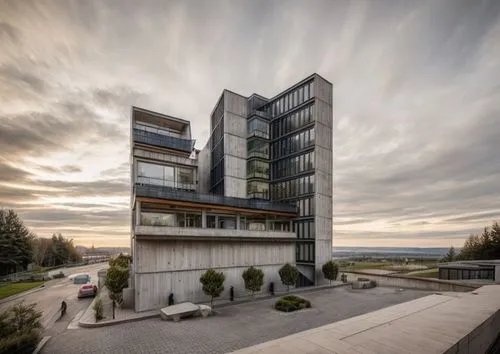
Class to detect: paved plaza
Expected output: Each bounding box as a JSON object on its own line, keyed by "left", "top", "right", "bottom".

{"left": 42, "top": 286, "right": 431, "bottom": 354}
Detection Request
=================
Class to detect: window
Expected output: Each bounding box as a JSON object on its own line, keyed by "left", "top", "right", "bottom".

{"left": 284, "top": 95, "right": 288, "bottom": 112}
{"left": 298, "top": 87, "right": 303, "bottom": 105}
{"left": 293, "top": 90, "right": 297, "bottom": 107}
{"left": 218, "top": 216, "right": 236, "bottom": 229}
{"left": 177, "top": 167, "right": 193, "bottom": 187}
{"left": 141, "top": 212, "right": 175, "bottom": 226}
{"left": 310, "top": 81, "right": 314, "bottom": 97}
{"left": 304, "top": 84, "right": 309, "bottom": 101}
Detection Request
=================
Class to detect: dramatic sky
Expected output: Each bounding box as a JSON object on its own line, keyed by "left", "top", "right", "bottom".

{"left": 0, "top": 0, "right": 499, "bottom": 248}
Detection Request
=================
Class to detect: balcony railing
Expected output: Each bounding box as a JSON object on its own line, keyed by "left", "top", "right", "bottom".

{"left": 136, "top": 176, "right": 196, "bottom": 191}
{"left": 133, "top": 128, "right": 194, "bottom": 152}
{"left": 135, "top": 183, "right": 296, "bottom": 214}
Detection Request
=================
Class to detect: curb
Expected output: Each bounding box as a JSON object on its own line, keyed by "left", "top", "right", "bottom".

{"left": 0, "top": 285, "right": 46, "bottom": 305}
{"left": 32, "top": 336, "right": 51, "bottom": 354}
{"left": 79, "top": 312, "right": 160, "bottom": 328}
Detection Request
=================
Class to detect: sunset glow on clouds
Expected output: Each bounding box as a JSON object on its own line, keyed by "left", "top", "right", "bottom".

{"left": 0, "top": 0, "right": 499, "bottom": 247}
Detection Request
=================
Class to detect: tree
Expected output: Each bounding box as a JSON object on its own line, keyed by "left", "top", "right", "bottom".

{"left": 242, "top": 266, "right": 264, "bottom": 296}
{"left": 0, "top": 209, "right": 35, "bottom": 276}
{"left": 31, "top": 238, "right": 51, "bottom": 267}
{"left": 457, "top": 221, "right": 500, "bottom": 261}
{"left": 109, "top": 253, "right": 131, "bottom": 268}
{"left": 441, "top": 246, "right": 456, "bottom": 263}
{"left": 105, "top": 265, "right": 129, "bottom": 319}
{"left": 199, "top": 269, "right": 225, "bottom": 308}
{"left": 279, "top": 263, "right": 299, "bottom": 292}
{"left": 322, "top": 260, "right": 339, "bottom": 285}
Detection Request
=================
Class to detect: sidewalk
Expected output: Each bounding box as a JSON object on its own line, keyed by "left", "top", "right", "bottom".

{"left": 79, "top": 286, "right": 158, "bottom": 328}
{"left": 78, "top": 282, "right": 349, "bottom": 328}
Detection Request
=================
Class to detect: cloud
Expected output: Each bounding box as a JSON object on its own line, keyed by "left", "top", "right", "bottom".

{"left": 0, "top": 21, "right": 19, "bottom": 42}
{"left": 0, "top": 0, "right": 499, "bottom": 247}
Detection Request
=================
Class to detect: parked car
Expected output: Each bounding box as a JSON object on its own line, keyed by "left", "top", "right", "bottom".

{"left": 78, "top": 283, "right": 97, "bottom": 298}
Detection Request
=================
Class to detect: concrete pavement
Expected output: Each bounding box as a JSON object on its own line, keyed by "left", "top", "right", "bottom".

{"left": 41, "top": 287, "right": 433, "bottom": 354}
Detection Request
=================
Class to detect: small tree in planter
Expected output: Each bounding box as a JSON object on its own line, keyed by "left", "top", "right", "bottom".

{"left": 242, "top": 266, "right": 264, "bottom": 297}
{"left": 279, "top": 263, "right": 299, "bottom": 292}
{"left": 200, "top": 269, "right": 225, "bottom": 308}
{"left": 105, "top": 265, "right": 129, "bottom": 319}
{"left": 322, "top": 260, "right": 339, "bottom": 285}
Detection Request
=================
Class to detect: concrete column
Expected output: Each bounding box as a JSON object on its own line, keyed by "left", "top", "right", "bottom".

{"left": 202, "top": 210, "right": 207, "bottom": 228}
{"left": 236, "top": 215, "right": 241, "bottom": 230}
{"left": 136, "top": 201, "right": 141, "bottom": 226}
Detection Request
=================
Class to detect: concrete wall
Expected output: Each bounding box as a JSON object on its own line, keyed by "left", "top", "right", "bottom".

{"left": 223, "top": 91, "right": 248, "bottom": 198}
{"left": 134, "top": 239, "right": 294, "bottom": 311}
{"left": 313, "top": 75, "right": 333, "bottom": 284}
{"left": 345, "top": 272, "right": 478, "bottom": 292}
{"left": 135, "top": 226, "right": 296, "bottom": 241}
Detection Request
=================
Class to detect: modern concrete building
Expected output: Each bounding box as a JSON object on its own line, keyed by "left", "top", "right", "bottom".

{"left": 130, "top": 74, "right": 333, "bottom": 311}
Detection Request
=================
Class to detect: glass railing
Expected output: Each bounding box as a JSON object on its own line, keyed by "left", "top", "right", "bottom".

{"left": 136, "top": 176, "right": 196, "bottom": 191}
{"left": 134, "top": 183, "right": 296, "bottom": 213}
{"left": 133, "top": 128, "right": 194, "bottom": 152}
{"left": 247, "top": 150, "right": 269, "bottom": 159}
{"left": 253, "top": 110, "right": 269, "bottom": 120}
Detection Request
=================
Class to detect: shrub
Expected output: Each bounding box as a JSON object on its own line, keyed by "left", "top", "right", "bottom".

{"left": 0, "top": 302, "right": 42, "bottom": 354}
{"left": 322, "top": 261, "right": 339, "bottom": 284}
{"left": 278, "top": 263, "right": 299, "bottom": 292}
{"left": 93, "top": 297, "right": 104, "bottom": 321}
{"left": 242, "top": 267, "right": 264, "bottom": 296}
{"left": 200, "top": 269, "right": 225, "bottom": 308}
{"left": 274, "top": 295, "right": 311, "bottom": 312}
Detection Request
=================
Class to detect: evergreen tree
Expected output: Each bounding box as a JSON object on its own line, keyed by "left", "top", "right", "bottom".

{"left": 0, "top": 209, "right": 35, "bottom": 275}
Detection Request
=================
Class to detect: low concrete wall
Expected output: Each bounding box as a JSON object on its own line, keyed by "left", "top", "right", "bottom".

{"left": 444, "top": 306, "right": 500, "bottom": 353}
{"left": 345, "top": 271, "right": 478, "bottom": 292}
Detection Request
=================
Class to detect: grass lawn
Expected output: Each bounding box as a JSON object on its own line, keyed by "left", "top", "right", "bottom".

{"left": 339, "top": 262, "right": 389, "bottom": 271}
{"left": 0, "top": 281, "right": 45, "bottom": 300}
{"left": 408, "top": 269, "right": 439, "bottom": 279}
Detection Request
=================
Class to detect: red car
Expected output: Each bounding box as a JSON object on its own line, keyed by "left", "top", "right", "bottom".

{"left": 78, "top": 284, "right": 97, "bottom": 298}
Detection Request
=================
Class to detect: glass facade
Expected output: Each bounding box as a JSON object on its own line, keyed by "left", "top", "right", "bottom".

{"left": 210, "top": 97, "right": 225, "bottom": 195}
{"left": 137, "top": 161, "right": 195, "bottom": 190}
{"left": 268, "top": 79, "right": 316, "bottom": 270}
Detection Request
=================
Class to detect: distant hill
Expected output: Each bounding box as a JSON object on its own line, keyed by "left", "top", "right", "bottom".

{"left": 75, "top": 246, "right": 130, "bottom": 255}
{"left": 332, "top": 247, "right": 451, "bottom": 259}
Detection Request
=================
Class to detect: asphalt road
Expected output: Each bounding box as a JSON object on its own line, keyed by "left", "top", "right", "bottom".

{"left": 0, "top": 262, "right": 108, "bottom": 332}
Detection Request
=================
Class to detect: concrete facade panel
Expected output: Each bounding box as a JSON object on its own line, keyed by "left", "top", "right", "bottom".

{"left": 224, "top": 134, "right": 247, "bottom": 159}
{"left": 314, "top": 75, "right": 333, "bottom": 107}
{"left": 224, "top": 176, "right": 247, "bottom": 198}
{"left": 224, "top": 91, "right": 248, "bottom": 118}
{"left": 135, "top": 226, "right": 296, "bottom": 241}
{"left": 224, "top": 155, "right": 246, "bottom": 179}
{"left": 135, "top": 239, "right": 294, "bottom": 311}
{"left": 224, "top": 112, "right": 247, "bottom": 137}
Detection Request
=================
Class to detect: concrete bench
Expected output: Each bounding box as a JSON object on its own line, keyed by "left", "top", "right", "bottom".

{"left": 160, "top": 302, "right": 201, "bottom": 322}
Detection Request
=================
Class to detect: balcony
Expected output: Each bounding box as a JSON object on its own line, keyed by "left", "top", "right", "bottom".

{"left": 134, "top": 183, "right": 296, "bottom": 214}
{"left": 133, "top": 128, "right": 194, "bottom": 152}
{"left": 134, "top": 225, "right": 296, "bottom": 242}
{"left": 136, "top": 177, "right": 196, "bottom": 192}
